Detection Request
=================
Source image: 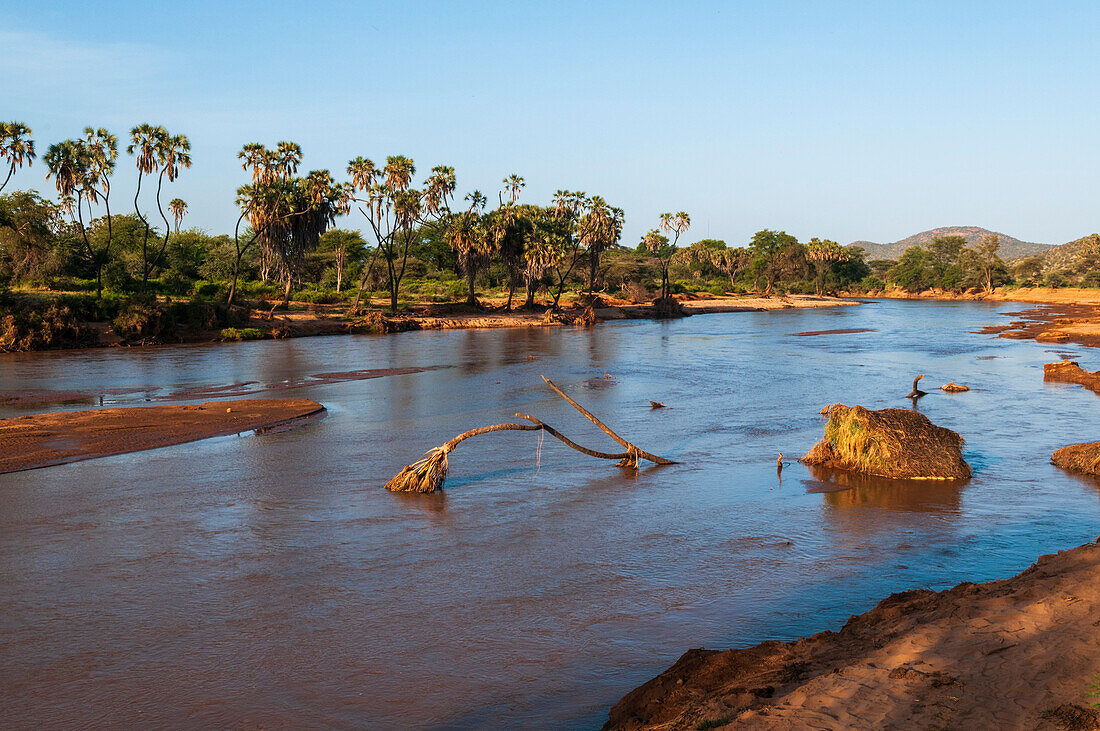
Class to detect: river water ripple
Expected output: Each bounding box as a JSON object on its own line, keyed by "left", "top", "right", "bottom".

{"left": 2, "top": 300, "right": 1099, "bottom": 728}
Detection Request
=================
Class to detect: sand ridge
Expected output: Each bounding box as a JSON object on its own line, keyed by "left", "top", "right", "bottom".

{"left": 0, "top": 399, "right": 324, "bottom": 474}
{"left": 606, "top": 538, "right": 1100, "bottom": 730}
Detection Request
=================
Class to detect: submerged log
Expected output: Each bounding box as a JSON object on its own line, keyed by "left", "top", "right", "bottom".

{"left": 385, "top": 376, "right": 675, "bottom": 493}
{"left": 907, "top": 374, "right": 928, "bottom": 399}
{"left": 802, "top": 404, "right": 971, "bottom": 480}
{"left": 941, "top": 382, "right": 970, "bottom": 392}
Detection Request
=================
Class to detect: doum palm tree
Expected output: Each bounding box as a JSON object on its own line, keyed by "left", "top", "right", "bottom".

{"left": 0, "top": 121, "right": 36, "bottom": 193}
{"left": 169, "top": 198, "right": 188, "bottom": 232}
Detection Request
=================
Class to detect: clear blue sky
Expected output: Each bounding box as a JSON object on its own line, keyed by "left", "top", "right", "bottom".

{"left": 3, "top": 1, "right": 1098, "bottom": 246}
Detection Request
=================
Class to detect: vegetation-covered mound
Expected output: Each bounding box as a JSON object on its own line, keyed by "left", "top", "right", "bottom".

{"left": 802, "top": 404, "right": 971, "bottom": 480}
{"left": 1052, "top": 442, "right": 1100, "bottom": 477}
{"left": 1044, "top": 359, "right": 1100, "bottom": 395}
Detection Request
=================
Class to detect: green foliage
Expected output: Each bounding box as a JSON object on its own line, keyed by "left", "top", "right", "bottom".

{"left": 0, "top": 296, "right": 94, "bottom": 351}
{"left": 219, "top": 327, "right": 266, "bottom": 341}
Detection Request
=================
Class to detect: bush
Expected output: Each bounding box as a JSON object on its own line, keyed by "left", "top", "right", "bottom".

{"left": 219, "top": 327, "right": 266, "bottom": 341}
{"left": 0, "top": 301, "right": 93, "bottom": 352}
{"left": 112, "top": 297, "right": 164, "bottom": 340}
{"left": 192, "top": 280, "right": 225, "bottom": 298}
{"left": 859, "top": 275, "right": 885, "bottom": 292}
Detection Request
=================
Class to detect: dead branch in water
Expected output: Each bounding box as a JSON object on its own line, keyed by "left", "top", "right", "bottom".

{"left": 385, "top": 376, "right": 675, "bottom": 493}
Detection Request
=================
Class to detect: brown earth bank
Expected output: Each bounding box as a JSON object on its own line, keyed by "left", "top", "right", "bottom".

{"left": 1044, "top": 360, "right": 1100, "bottom": 395}
{"left": 1, "top": 292, "right": 855, "bottom": 353}
{"left": 853, "top": 287, "right": 1100, "bottom": 349}
{"left": 0, "top": 399, "right": 324, "bottom": 474}
{"left": 605, "top": 538, "right": 1100, "bottom": 730}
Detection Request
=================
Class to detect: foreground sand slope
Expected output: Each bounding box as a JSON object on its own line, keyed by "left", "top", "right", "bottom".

{"left": 606, "top": 539, "right": 1100, "bottom": 730}
{"left": 0, "top": 399, "right": 324, "bottom": 474}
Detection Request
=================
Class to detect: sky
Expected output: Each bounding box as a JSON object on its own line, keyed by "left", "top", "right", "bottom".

{"left": 3, "top": 0, "right": 1099, "bottom": 246}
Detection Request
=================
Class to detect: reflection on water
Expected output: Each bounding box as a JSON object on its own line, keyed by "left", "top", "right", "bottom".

{"left": 2, "top": 300, "right": 1100, "bottom": 729}
{"left": 805, "top": 464, "right": 966, "bottom": 511}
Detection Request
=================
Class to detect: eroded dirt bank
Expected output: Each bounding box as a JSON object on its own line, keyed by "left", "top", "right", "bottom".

{"left": 0, "top": 399, "right": 324, "bottom": 474}
{"left": 606, "top": 538, "right": 1100, "bottom": 730}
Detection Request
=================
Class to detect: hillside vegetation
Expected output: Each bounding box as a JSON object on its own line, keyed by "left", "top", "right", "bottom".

{"left": 850, "top": 226, "right": 1052, "bottom": 261}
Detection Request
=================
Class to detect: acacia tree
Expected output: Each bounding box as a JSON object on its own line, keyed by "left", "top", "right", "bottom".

{"left": 346, "top": 156, "right": 455, "bottom": 312}
{"left": 804, "top": 238, "right": 848, "bottom": 294}
{"left": 0, "top": 122, "right": 36, "bottom": 193}
{"left": 318, "top": 229, "right": 366, "bottom": 292}
{"left": 971, "top": 233, "right": 1005, "bottom": 294}
{"left": 578, "top": 195, "right": 624, "bottom": 293}
{"left": 44, "top": 131, "right": 117, "bottom": 297}
{"left": 749, "top": 229, "right": 798, "bottom": 294}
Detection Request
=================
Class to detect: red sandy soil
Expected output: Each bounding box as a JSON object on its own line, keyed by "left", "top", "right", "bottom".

{"left": 1044, "top": 360, "right": 1100, "bottom": 395}
{"left": 0, "top": 399, "right": 323, "bottom": 474}
{"left": 859, "top": 287, "right": 1100, "bottom": 349}
{"left": 605, "top": 538, "right": 1100, "bottom": 730}
{"left": 0, "top": 367, "right": 438, "bottom": 408}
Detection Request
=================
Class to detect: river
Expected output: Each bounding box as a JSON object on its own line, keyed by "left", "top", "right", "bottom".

{"left": 2, "top": 299, "right": 1098, "bottom": 729}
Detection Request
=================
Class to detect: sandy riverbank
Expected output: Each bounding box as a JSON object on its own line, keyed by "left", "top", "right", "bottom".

{"left": 605, "top": 537, "right": 1100, "bottom": 730}
{"left": 271, "top": 293, "right": 856, "bottom": 334}
{"left": 853, "top": 288, "right": 1100, "bottom": 349}
{"left": 0, "top": 399, "right": 324, "bottom": 474}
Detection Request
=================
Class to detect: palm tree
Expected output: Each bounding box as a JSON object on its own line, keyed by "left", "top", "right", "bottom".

{"left": 127, "top": 124, "right": 168, "bottom": 291}
{"left": 169, "top": 198, "right": 187, "bottom": 232}
{"left": 146, "top": 133, "right": 192, "bottom": 286}
{"left": 655, "top": 211, "right": 690, "bottom": 299}
{"left": 347, "top": 154, "right": 455, "bottom": 313}
{"left": 577, "top": 196, "right": 624, "bottom": 293}
{"left": 502, "top": 174, "right": 525, "bottom": 204}
{"left": 445, "top": 191, "right": 491, "bottom": 305}
{"left": 45, "top": 137, "right": 113, "bottom": 297}
{"left": 804, "top": 238, "right": 848, "bottom": 294}
{"left": 0, "top": 122, "right": 36, "bottom": 193}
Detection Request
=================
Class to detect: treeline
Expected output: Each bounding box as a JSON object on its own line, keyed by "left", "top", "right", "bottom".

{"left": 5, "top": 120, "right": 1097, "bottom": 326}
{"left": 869, "top": 233, "right": 1100, "bottom": 293}
{"left": 0, "top": 120, "right": 878, "bottom": 312}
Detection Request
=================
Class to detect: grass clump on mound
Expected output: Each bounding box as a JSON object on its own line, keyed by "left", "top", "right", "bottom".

{"left": 219, "top": 327, "right": 267, "bottom": 341}
{"left": 803, "top": 404, "right": 971, "bottom": 480}
{"left": 1052, "top": 442, "right": 1100, "bottom": 477}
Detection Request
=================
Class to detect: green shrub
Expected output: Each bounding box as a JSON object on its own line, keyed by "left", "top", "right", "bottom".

{"left": 192, "top": 280, "right": 225, "bottom": 298}
{"left": 219, "top": 327, "right": 266, "bottom": 341}
{"left": 112, "top": 297, "right": 164, "bottom": 340}
{"left": 0, "top": 301, "right": 93, "bottom": 352}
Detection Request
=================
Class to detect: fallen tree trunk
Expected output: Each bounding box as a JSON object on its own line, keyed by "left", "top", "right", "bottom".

{"left": 385, "top": 376, "right": 675, "bottom": 493}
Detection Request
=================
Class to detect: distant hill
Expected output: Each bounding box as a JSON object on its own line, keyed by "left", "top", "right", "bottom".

{"left": 1037, "top": 233, "right": 1100, "bottom": 272}
{"left": 847, "top": 226, "right": 1054, "bottom": 261}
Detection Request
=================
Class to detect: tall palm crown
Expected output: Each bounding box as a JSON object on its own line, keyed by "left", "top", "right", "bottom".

{"left": 0, "top": 121, "right": 36, "bottom": 192}
{"left": 162, "top": 135, "right": 192, "bottom": 182}
{"left": 80, "top": 128, "right": 118, "bottom": 204}
{"left": 44, "top": 140, "right": 87, "bottom": 200}
{"left": 127, "top": 124, "right": 167, "bottom": 176}
{"left": 658, "top": 211, "right": 691, "bottom": 245}
{"left": 503, "top": 174, "right": 525, "bottom": 204}
{"left": 169, "top": 198, "right": 188, "bottom": 230}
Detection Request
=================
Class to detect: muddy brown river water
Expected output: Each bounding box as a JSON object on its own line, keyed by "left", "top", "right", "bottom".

{"left": 2, "top": 300, "right": 1099, "bottom": 729}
